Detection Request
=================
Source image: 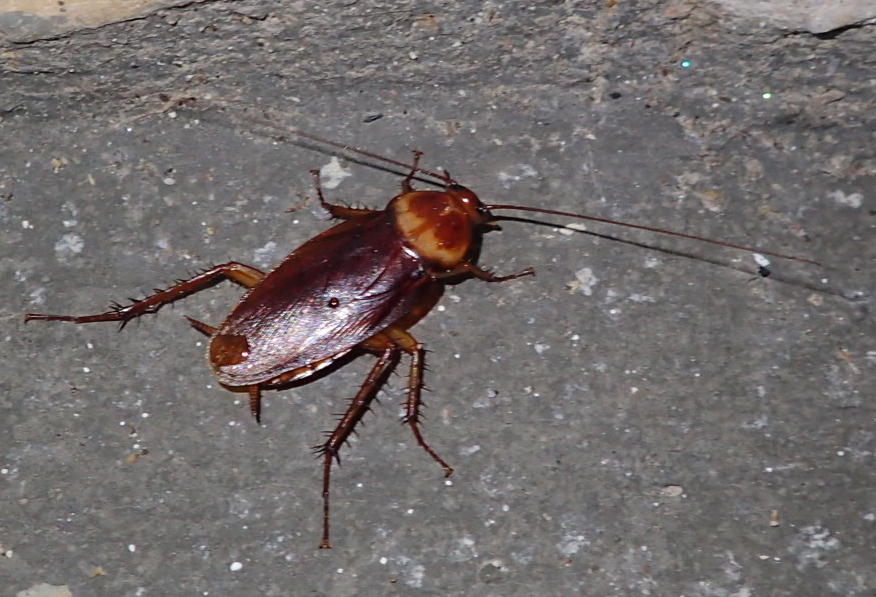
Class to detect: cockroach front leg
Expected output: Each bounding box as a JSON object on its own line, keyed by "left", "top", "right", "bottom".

{"left": 431, "top": 262, "right": 535, "bottom": 284}
{"left": 310, "top": 169, "right": 378, "bottom": 221}
{"left": 397, "top": 149, "right": 457, "bottom": 192}
{"left": 400, "top": 150, "right": 423, "bottom": 193}
{"left": 25, "top": 262, "right": 265, "bottom": 329}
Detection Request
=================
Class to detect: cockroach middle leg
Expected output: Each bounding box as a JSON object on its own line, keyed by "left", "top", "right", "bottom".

{"left": 24, "top": 262, "right": 266, "bottom": 328}
{"left": 315, "top": 345, "right": 401, "bottom": 549}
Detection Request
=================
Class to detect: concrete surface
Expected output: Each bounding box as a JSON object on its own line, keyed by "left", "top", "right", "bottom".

{"left": 1, "top": 1, "right": 874, "bottom": 596}
{"left": 3, "top": 0, "right": 875, "bottom": 42}
{"left": 713, "top": 0, "right": 876, "bottom": 33}
{"left": 0, "top": 0, "right": 208, "bottom": 44}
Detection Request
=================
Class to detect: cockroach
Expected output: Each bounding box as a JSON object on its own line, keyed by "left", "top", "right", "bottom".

{"left": 25, "top": 121, "right": 818, "bottom": 548}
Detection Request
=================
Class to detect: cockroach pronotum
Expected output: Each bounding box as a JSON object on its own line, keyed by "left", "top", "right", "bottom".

{"left": 25, "top": 110, "right": 819, "bottom": 548}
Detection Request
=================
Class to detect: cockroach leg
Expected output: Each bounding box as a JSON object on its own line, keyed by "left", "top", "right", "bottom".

{"left": 315, "top": 324, "right": 452, "bottom": 548}
{"left": 379, "top": 327, "right": 454, "bottom": 476}
{"left": 24, "top": 262, "right": 266, "bottom": 328}
{"left": 310, "top": 169, "right": 377, "bottom": 220}
{"left": 315, "top": 344, "right": 401, "bottom": 549}
{"left": 432, "top": 262, "right": 536, "bottom": 283}
{"left": 400, "top": 150, "right": 423, "bottom": 193}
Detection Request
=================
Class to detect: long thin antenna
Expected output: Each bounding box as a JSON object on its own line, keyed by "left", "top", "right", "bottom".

{"left": 185, "top": 98, "right": 451, "bottom": 183}
{"left": 487, "top": 204, "right": 820, "bottom": 266}
{"left": 179, "top": 98, "right": 819, "bottom": 267}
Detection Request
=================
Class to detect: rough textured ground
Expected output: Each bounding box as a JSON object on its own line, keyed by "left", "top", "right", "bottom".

{"left": 2, "top": 2, "right": 874, "bottom": 596}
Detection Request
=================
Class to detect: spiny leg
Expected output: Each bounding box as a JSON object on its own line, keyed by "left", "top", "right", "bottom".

{"left": 25, "top": 262, "right": 265, "bottom": 328}
{"left": 430, "top": 261, "right": 535, "bottom": 284}
{"left": 310, "top": 169, "right": 377, "bottom": 220}
{"left": 381, "top": 327, "right": 453, "bottom": 476}
{"left": 315, "top": 345, "right": 400, "bottom": 549}
{"left": 401, "top": 150, "right": 423, "bottom": 193}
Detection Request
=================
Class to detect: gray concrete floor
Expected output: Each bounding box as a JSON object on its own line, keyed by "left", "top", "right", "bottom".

{"left": 2, "top": 1, "right": 875, "bottom": 596}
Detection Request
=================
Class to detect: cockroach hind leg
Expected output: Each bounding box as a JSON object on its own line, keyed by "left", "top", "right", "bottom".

{"left": 316, "top": 346, "right": 399, "bottom": 548}
{"left": 25, "top": 262, "right": 268, "bottom": 330}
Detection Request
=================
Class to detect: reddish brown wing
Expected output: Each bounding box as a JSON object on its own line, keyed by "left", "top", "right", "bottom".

{"left": 211, "top": 211, "right": 432, "bottom": 386}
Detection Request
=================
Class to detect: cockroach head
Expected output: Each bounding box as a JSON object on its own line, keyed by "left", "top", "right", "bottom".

{"left": 445, "top": 184, "right": 498, "bottom": 229}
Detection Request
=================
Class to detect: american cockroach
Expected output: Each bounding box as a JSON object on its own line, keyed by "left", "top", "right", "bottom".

{"left": 25, "top": 118, "right": 818, "bottom": 548}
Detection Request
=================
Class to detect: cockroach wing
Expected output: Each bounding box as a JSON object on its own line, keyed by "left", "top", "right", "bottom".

{"left": 210, "top": 212, "right": 432, "bottom": 387}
